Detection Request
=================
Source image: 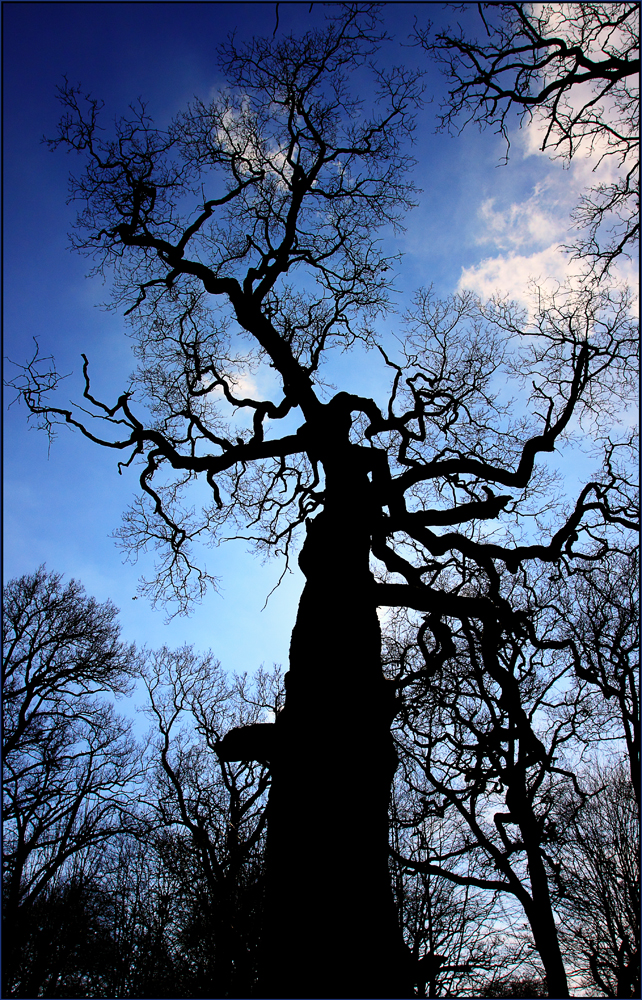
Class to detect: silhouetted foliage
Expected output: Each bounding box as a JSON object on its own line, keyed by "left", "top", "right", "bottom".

{"left": 483, "top": 976, "right": 548, "bottom": 998}
{"left": 4, "top": 874, "right": 116, "bottom": 999}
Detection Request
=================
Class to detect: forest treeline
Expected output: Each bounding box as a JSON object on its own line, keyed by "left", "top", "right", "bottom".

{"left": 2, "top": 565, "right": 638, "bottom": 999}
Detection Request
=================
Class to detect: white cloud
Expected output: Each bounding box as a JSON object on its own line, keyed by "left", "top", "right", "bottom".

{"left": 458, "top": 245, "right": 637, "bottom": 314}
{"left": 483, "top": 113, "right": 623, "bottom": 252}
{"left": 518, "top": 74, "right": 627, "bottom": 189}
{"left": 460, "top": 97, "right": 636, "bottom": 306}
{"left": 476, "top": 189, "right": 563, "bottom": 250}
{"left": 457, "top": 246, "right": 574, "bottom": 307}
{"left": 229, "top": 371, "right": 262, "bottom": 399}
{"left": 216, "top": 103, "right": 294, "bottom": 188}
{"left": 205, "top": 369, "right": 263, "bottom": 402}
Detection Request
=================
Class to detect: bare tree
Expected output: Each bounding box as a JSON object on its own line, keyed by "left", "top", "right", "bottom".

{"left": 2, "top": 567, "right": 143, "bottom": 998}
{"left": 2, "top": 565, "right": 136, "bottom": 758}
{"left": 390, "top": 781, "right": 515, "bottom": 998}
{"left": 416, "top": 2, "right": 640, "bottom": 279}
{"left": 3, "top": 867, "right": 115, "bottom": 999}
{"left": 138, "top": 646, "right": 281, "bottom": 997}
{"left": 4, "top": 829, "right": 195, "bottom": 999}
{"left": 483, "top": 976, "right": 548, "bottom": 998}
{"left": 553, "top": 764, "right": 640, "bottom": 998}
{"left": 561, "top": 548, "right": 640, "bottom": 802}
{"left": 8, "top": 6, "right": 639, "bottom": 996}
{"left": 386, "top": 592, "right": 595, "bottom": 998}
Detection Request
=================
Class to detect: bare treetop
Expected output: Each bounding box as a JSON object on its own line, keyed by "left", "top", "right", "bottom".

{"left": 49, "top": 8, "right": 422, "bottom": 343}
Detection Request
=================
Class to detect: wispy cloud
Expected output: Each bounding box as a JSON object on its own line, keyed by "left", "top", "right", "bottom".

{"left": 458, "top": 246, "right": 574, "bottom": 307}
{"left": 475, "top": 188, "right": 563, "bottom": 250}
{"left": 459, "top": 102, "right": 635, "bottom": 305}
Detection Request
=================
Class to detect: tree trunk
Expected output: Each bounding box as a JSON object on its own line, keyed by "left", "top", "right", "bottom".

{"left": 523, "top": 849, "right": 570, "bottom": 999}
{"left": 259, "top": 439, "right": 410, "bottom": 999}
{"left": 508, "top": 780, "right": 570, "bottom": 1000}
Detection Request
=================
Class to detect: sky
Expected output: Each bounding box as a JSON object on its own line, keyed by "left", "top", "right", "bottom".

{"left": 3, "top": 1, "right": 636, "bottom": 693}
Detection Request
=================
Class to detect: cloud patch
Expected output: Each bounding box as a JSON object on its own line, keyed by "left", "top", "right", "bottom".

{"left": 458, "top": 246, "right": 574, "bottom": 308}
{"left": 476, "top": 188, "right": 563, "bottom": 250}
{"left": 458, "top": 101, "right": 636, "bottom": 305}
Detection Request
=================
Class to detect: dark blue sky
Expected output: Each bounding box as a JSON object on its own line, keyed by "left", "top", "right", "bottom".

{"left": 3, "top": 2, "right": 603, "bottom": 679}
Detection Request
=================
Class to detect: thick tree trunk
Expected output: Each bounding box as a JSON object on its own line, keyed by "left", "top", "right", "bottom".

{"left": 508, "top": 781, "right": 570, "bottom": 999}
{"left": 523, "top": 849, "right": 570, "bottom": 999}
{"left": 259, "top": 441, "right": 410, "bottom": 999}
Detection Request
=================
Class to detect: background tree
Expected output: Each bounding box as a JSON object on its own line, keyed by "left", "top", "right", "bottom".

{"left": 553, "top": 764, "right": 640, "bottom": 998}
{"left": 383, "top": 448, "right": 638, "bottom": 997}
{"left": 8, "top": 5, "right": 639, "bottom": 996}
{"left": 137, "top": 647, "right": 280, "bottom": 998}
{"left": 560, "top": 547, "right": 640, "bottom": 800}
{"left": 6, "top": 866, "right": 116, "bottom": 999}
{"left": 2, "top": 565, "right": 136, "bottom": 758}
{"left": 2, "top": 570, "right": 282, "bottom": 999}
{"left": 416, "top": 2, "right": 640, "bottom": 279}
{"left": 390, "top": 781, "right": 521, "bottom": 998}
{"left": 2, "top": 567, "right": 143, "bottom": 998}
{"left": 483, "top": 976, "right": 548, "bottom": 998}
{"left": 89, "top": 833, "right": 180, "bottom": 1000}
{"left": 386, "top": 598, "right": 587, "bottom": 997}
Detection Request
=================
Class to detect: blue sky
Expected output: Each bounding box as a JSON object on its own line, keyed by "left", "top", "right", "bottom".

{"left": 4, "top": 2, "right": 633, "bottom": 684}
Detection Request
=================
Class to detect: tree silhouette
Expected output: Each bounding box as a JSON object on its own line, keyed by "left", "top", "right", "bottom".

{"left": 2, "top": 567, "right": 143, "bottom": 997}
{"left": 483, "top": 976, "right": 547, "bottom": 998}
{"left": 138, "top": 647, "right": 280, "bottom": 997}
{"left": 388, "top": 606, "right": 587, "bottom": 996}
{"left": 390, "top": 783, "right": 509, "bottom": 998}
{"left": 2, "top": 571, "right": 283, "bottom": 998}
{"left": 9, "top": 6, "right": 638, "bottom": 997}
{"left": 553, "top": 764, "right": 640, "bottom": 998}
{"left": 561, "top": 548, "right": 640, "bottom": 802}
{"left": 385, "top": 465, "right": 638, "bottom": 997}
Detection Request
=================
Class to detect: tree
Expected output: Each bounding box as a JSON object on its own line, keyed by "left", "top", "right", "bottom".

{"left": 553, "top": 764, "right": 640, "bottom": 998}
{"left": 5, "top": 869, "right": 115, "bottom": 999}
{"left": 2, "top": 572, "right": 280, "bottom": 999}
{"left": 483, "top": 977, "right": 547, "bottom": 998}
{"left": 78, "top": 833, "right": 179, "bottom": 1000}
{"left": 2, "top": 567, "right": 143, "bottom": 997}
{"left": 417, "top": 2, "right": 640, "bottom": 279}
{"left": 390, "top": 784, "right": 514, "bottom": 998}
{"left": 2, "top": 565, "right": 136, "bottom": 759}
{"left": 138, "top": 647, "right": 280, "bottom": 997}
{"left": 383, "top": 443, "right": 638, "bottom": 996}
{"left": 386, "top": 594, "right": 591, "bottom": 997}
{"left": 9, "top": 6, "right": 638, "bottom": 996}
{"left": 561, "top": 547, "right": 640, "bottom": 802}
{"left": 4, "top": 829, "right": 192, "bottom": 1000}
